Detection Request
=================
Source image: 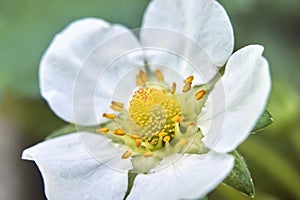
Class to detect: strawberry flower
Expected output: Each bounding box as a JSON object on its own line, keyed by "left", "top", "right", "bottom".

{"left": 22, "top": 0, "right": 271, "bottom": 199}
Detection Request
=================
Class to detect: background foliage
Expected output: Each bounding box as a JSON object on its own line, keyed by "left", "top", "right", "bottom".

{"left": 0, "top": 0, "right": 299, "bottom": 199}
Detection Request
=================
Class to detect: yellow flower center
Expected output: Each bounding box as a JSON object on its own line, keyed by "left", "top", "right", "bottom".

{"left": 129, "top": 86, "right": 181, "bottom": 138}
{"left": 97, "top": 69, "right": 208, "bottom": 159}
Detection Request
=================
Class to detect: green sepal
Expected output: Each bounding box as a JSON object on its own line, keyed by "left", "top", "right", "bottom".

{"left": 46, "top": 124, "right": 98, "bottom": 140}
{"left": 198, "top": 196, "right": 208, "bottom": 200}
{"left": 123, "top": 170, "right": 139, "bottom": 200}
{"left": 46, "top": 124, "right": 77, "bottom": 139}
{"left": 223, "top": 151, "right": 255, "bottom": 197}
{"left": 183, "top": 128, "right": 209, "bottom": 155}
{"left": 252, "top": 110, "right": 273, "bottom": 133}
{"left": 131, "top": 154, "right": 161, "bottom": 174}
{"left": 123, "top": 153, "right": 163, "bottom": 199}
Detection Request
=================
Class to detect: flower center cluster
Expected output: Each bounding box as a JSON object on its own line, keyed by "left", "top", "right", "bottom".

{"left": 129, "top": 86, "right": 181, "bottom": 138}
{"left": 96, "top": 69, "right": 207, "bottom": 160}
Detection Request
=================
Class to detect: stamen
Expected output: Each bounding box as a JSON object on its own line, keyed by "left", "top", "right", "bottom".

{"left": 150, "top": 137, "right": 159, "bottom": 145}
{"left": 135, "top": 138, "right": 142, "bottom": 147}
{"left": 158, "top": 132, "right": 167, "bottom": 137}
{"left": 144, "top": 150, "right": 153, "bottom": 157}
{"left": 179, "top": 138, "right": 188, "bottom": 146}
{"left": 110, "top": 104, "right": 123, "bottom": 112}
{"left": 136, "top": 74, "right": 144, "bottom": 86}
{"left": 155, "top": 69, "right": 164, "bottom": 81}
{"left": 189, "top": 122, "right": 196, "bottom": 126}
{"left": 172, "top": 115, "right": 183, "bottom": 123}
{"left": 114, "top": 129, "right": 126, "bottom": 136}
{"left": 111, "top": 101, "right": 124, "bottom": 108}
{"left": 171, "top": 82, "right": 176, "bottom": 94}
{"left": 121, "top": 150, "right": 132, "bottom": 159}
{"left": 163, "top": 135, "right": 171, "bottom": 142}
{"left": 96, "top": 127, "right": 109, "bottom": 133}
{"left": 102, "top": 113, "right": 116, "bottom": 120}
{"left": 110, "top": 101, "right": 124, "bottom": 112}
{"left": 195, "top": 90, "right": 206, "bottom": 100}
{"left": 184, "top": 75, "right": 194, "bottom": 84}
{"left": 139, "top": 70, "right": 148, "bottom": 83}
{"left": 182, "top": 83, "right": 191, "bottom": 93}
{"left": 130, "top": 134, "right": 141, "bottom": 139}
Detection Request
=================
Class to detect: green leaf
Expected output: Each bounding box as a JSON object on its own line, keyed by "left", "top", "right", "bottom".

{"left": 123, "top": 170, "right": 139, "bottom": 200}
{"left": 252, "top": 110, "right": 273, "bottom": 132}
{"left": 240, "top": 138, "right": 300, "bottom": 199}
{"left": 223, "top": 151, "right": 255, "bottom": 197}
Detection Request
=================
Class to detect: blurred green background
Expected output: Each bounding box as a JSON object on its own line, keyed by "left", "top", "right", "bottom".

{"left": 0, "top": 0, "right": 299, "bottom": 199}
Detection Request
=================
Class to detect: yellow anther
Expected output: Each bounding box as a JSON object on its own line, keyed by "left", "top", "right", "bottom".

{"left": 189, "top": 122, "right": 196, "bottom": 126}
{"left": 158, "top": 132, "right": 167, "bottom": 137}
{"left": 139, "top": 70, "right": 148, "bottom": 83}
{"left": 151, "top": 137, "right": 159, "bottom": 145}
{"left": 163, "top": 135, "right": 171, "bottom": 142}
{"left": 130, "top": 134, "right": 141, "bottom": 139}
{"left": 184, "top": 75, "right": 194, "bottom": 84}
{"left": 110, "top": 101, "right": 124, "bottom": 112}
{"left": 179, "top": 138, "right": 188, "bottom": 146}
{"left": 111, "top": 101, "right": 124, "bottom": 108}
{"left": 110, "top": 104, "right": 123, "bottom": 112}
{"left": 114, "top": 129, "right": 126, "bottom": 136}
{"left": 136, "top": 74, "right": 143, "bottom": 86}
{"left": 102, "top": 113, "right": 116, "bottom": 120}
{"left": 195, "top": 90, "right": 206, "bottom": 100}
{"left": 155, "top": 69, "right": 164, "bottom": 81}
{"left": 121, "top": 150, "right": 132, "bottom": 159}
{"left": 182, "top": 83, "right": 191, "bottom": 93}
{"left": 135, "top": 138, "right": 142, "bottom": 147}
{"left": 171, "top": 82, "right": 176, "bottom": 94}
{"left": 96, "top": 127, "right": 109, "bottom": 133}
{"left": 144, "top": 150, "right": 153, "bottom": 157}
{"left": 172, "top": 115, "right": 183, "bottom": 123}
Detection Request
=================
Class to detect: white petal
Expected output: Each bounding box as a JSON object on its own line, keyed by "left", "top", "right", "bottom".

{"left": 201, "top": 45, "right": 271, "bottom": 152}
{"left": 128, "top": 152, "right": 234, "bottom": 200}
{"left": 142, "top": 47, "right": 216, "bottom": 89}
{"left": 22, "top": 132, "right": 131, "bottom": 200}
{"left": 40, "top": 18, "right": 144, "bottom": 125}
{"left": 141, "top": 0, "right": 234, "bottom": 67}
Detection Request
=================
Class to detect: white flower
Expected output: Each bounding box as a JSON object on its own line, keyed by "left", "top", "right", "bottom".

{"left": 22, "top": 0, "right": 271, "bottom": 199}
